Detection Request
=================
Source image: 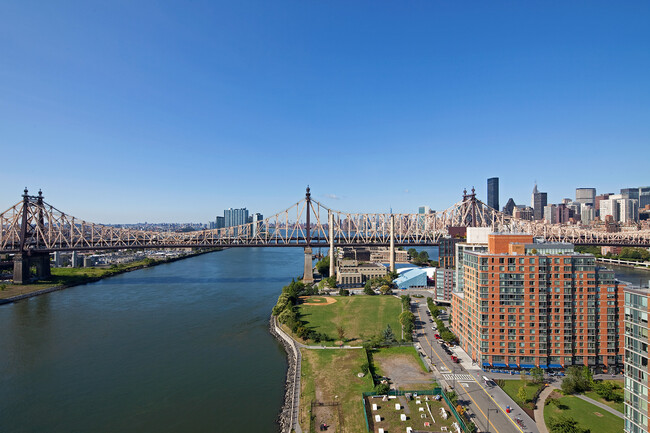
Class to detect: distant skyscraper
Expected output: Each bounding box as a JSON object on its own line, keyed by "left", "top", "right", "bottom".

{"left": 621, "top": 188, "right": 640, "bottom": 202}
{"left": 502, "top": 198, "right": 516, "bottom": 216}
{"left": 640, "top": 187, "right": 650, "bottom": 209}
{"left": 487, "top": 177, "right": 499, "bottom": 210}
{"left": 224, "top": 208, "right": 249, "bottom": 228}
{"left": 575, "top": 188, "right": 596, "bottom": 206}
{"left": 252, "top": 213, "right": 264, "bottom": 236}
{"left": 531, "top": 184, "right": 547, "bottom": 220}
{"left": 215, "top": 216, "right": 225, "bottom": 229}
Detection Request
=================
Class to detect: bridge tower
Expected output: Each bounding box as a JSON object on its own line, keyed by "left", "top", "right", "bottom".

{"left": 302, "top": 186, "right": 314, "bottom": 284}
{"left": 328, "top": 210, "right": 335, "bottom": 278}
{"left": 13, "top": 188, "right": 51, "bottom": 284}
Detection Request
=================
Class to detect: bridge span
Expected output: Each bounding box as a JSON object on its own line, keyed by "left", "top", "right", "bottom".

{"left": 2, "top": 187, "right": 650, "bottom": 283}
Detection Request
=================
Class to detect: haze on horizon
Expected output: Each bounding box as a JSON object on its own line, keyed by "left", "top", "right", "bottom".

{"left": 1, "top": 1, "right": 648, "bottom": 224}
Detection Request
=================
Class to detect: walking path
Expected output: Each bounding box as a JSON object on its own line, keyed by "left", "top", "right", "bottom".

{"left": 575, "top": 394, "right": 624, "bottom": 419}
{"left": 533, "top": 385, "right": 557, "bottom": 433}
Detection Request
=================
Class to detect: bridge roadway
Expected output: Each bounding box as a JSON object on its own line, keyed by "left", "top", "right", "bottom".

{"left": 411, "top": 298, "right": 538, "bottom": 433}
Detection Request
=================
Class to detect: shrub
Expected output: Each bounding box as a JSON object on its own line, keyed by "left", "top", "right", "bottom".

{"left": 374, "top": 383, "right": 390, "bottom": 394}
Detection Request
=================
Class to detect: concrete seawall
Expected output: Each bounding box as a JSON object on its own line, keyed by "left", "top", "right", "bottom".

{"left": 269, "top": 316, "right": 302, "bottom": 433}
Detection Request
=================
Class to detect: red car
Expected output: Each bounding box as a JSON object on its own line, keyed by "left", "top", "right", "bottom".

{"left": 434, "top": 334, "right": 441, "bottom": 339}
{"left": 451, "top": 355, "right": 459, "bottom": 363}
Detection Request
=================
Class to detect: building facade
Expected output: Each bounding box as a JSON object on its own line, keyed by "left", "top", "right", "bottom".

{"left": 436, "top": 267, "right": 454, "bottom": 304}
{"left": 624, "top": 287, "right": 650, "bottom": 433}
{"left": 336, "top": 259, "right": 387, "bottom": 289}
{"left": 439, "top": 236, "right": 459, "bottom": 269}
{"left": 532, "top": 184, "right": 548, "bottom": 221}
{"left": 488, "top": 177, "right": 499, "bottom": 211}
{"left": 451, "top": 233, "right": 624, "bottom": 371}
{"left": 224, "top": 208, "right": 249, "bottom": 228}
{"left": 576, "top": 188, "right": 596, "bottom": 206}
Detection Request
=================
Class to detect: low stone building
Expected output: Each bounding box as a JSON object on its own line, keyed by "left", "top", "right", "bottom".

{"left": 336, "top": 259, "right": 387, "bottom": 289}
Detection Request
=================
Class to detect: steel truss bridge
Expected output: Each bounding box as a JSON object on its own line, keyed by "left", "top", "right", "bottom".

{"left": 2, "top": 187, "right": 650, "bottom": 283}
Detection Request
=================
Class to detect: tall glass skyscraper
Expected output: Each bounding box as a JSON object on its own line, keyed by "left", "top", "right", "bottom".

{"left": 487, "top": 177, "right": 499, "bottom": 210}
{"left": 224, "top": 208, "right": 249, "bottom": 228}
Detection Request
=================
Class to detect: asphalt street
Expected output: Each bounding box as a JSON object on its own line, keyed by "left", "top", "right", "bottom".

{"left": 411, "top": 298, "right": 539, "bottom": 433}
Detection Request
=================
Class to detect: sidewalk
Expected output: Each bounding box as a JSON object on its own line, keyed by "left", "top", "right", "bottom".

{"left": 533, "top": 385, "right": 557, "bottom": 433}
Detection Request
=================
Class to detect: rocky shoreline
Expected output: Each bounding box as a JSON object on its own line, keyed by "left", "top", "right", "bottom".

{"left": 269, "top": 316, "right": 301, "bottom": 433}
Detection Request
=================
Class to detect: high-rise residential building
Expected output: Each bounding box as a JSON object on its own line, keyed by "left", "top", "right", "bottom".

{"left": 252, "top": 213, "right": 264, "bottom": 236}
{"left": 531, "top": 184, "right": 548, "bottom": 220}
{"left": 418, "top": 206, "right": 431, "bottom": 230}
{"left": 576, "top": 188, "right": 596, "bottom": 206}
{"left": 487, "top": 177, "right": 499, "bottom": 210}
{"left": 640, "top": 187, "right": 650, "bottom": 209}
{"left": 620, "top": 199, "right": 640, "bottom": 224}
{"left": 544, "top": 204, "right": 558, "bottom": 224}
{"left": 450, "top": 233, "right": 623, "bottom": 371}
{"left": 224, "top": 208, "right": 249, "bottom": 228}
{"left": 216, "top": 216, "right": 225, "bottom": 229}
{"left": 595, "top": 193, "right": 614, "bottom": 216}
{"left": 580, "top": 204, "right": 595, "bottom": 225}
{"left": 622, "top": 188, "right": 641, "bottom": 202}
{"left": 436, "top": 268, "right": 454, "bottom": 304}
{"left": 624, "top": 286, "right": 650, "bottom": 433}
{"left": 439, "top": 236, "right": 459, "bottom": 269}
{"left": 601, "top": 197, "right": 621, "bottom": 221}
{"left": 453, "top": 227, "right": 491, "bottom": 293}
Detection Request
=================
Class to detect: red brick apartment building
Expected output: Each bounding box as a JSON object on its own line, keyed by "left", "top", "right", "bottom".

{"left": 451, "top": 233, "right": 623, "bottom": 371}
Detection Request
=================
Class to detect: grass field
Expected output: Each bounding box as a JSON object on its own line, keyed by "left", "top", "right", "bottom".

{"left": 298, "top": 295, "right": 402, "bottom": 345}
{"left": 583, "top": 380, "right": 624, "bottom": 414}
{"left": 544, "top": 394, "right": 623, "bottom": 433}
{"left": 299, "top": 348, "right": 374, "bottom": 432}
{"left": 499, "top": 379, "right": 544, "bottom": 408}
{"left": 372, "top": 346, "right": 429, "bottom": 375}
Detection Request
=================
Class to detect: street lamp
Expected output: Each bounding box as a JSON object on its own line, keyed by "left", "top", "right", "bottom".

{"left": 486, "top": 407, "right": 499, "bottom": 433}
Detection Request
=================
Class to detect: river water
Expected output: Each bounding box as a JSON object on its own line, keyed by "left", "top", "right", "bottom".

{"left": 0, "top": 248, "right": 302, "bottom": 433}
{"left": 0, "top": 247, "right": 647, "bottom": 432}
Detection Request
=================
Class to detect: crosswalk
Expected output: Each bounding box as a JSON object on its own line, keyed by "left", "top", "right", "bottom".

{"left": 442, "top": 373, "right": 475, "bottom": 382}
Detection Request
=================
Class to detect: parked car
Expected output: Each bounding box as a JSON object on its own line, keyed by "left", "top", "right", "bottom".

{"left": 434, "top": 334, "right": 441, "bottom": 339}
{"left": 451, "top": 355, "right": 459, "bottom": 363}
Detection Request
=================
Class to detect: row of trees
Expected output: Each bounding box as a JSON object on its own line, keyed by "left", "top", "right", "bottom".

{"left": 575, "top": 246, "right": 650, "bottom": 262}
{"left": 399, "top": 295, "right": 415, "bottom": 341}
{"left": 560, "top": 366, "right": 622, "bottom": 402}
{"left": 272, "top": 279, "right": 327, "bottom": 342}
{"left": 363, "top": 271, "right": 399, "bottom": 295}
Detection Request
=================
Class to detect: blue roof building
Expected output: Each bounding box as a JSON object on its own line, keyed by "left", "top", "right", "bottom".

{"left": 393, "top": 268, "right": 428, "bottom": 290}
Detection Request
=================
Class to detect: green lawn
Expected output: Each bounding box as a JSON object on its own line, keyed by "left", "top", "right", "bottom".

{"left": 499, "top": 379, "right": 545, "bottom": 409}
{"left": 299, "top": 348, "right": 374, "bottom": 432}
{"left": 298, "top": 295, "right": 402, "bottom": 345}
{"left": 583, "top": 380, "right": 624, "bottom": 414}
{"left": 544, "top": 395, "right": 623, "bottom": 433}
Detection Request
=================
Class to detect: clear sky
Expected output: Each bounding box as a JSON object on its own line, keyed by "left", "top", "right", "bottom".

{"left": 1, "top": 1, "right": 648, "bottom": 223}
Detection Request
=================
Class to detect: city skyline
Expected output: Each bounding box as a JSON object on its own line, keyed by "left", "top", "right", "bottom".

{"left": 1, "top": 2, "right": 649, "bottom": 223}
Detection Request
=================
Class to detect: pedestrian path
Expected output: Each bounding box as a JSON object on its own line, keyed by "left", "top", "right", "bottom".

{"left": 533, "top": 385, "right": 556, "bottom": 433}
{"left": 442, "top": 373, "right": 475, "bottom": 382}
{"left": 576, "top": 394, "right": 624, "bottom": 419}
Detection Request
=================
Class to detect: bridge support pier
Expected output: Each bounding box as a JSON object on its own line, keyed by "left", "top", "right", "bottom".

{"left": 389, "top": 214, "right": 395, "bottom": 272}
{"left": 303, "top": 247, "right": 314, "bottom": 284}
{"left": 13, "top": 252, "right": 51, "bottom": 284}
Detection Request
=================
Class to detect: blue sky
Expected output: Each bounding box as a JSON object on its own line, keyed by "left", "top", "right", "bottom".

{"left": 1, "top": 1, "right": 648, "bottom": 223}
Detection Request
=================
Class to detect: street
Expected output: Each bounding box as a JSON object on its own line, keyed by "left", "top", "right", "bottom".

{"left": 411, "top": 297, "right": 539, "bottom": 433}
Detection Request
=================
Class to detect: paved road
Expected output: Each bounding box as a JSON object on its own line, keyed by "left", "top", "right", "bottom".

{"left": 411, "top": 299, "right": 539, "bottom": 433}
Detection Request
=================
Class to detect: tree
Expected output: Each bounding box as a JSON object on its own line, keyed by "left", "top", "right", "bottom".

{"left": 517, "top": 386, "right": 527, "bottom": 404}
{"left": 380, "top": 285, "right": 392, "bottom": 295}
{"left": 530, "top": 367, "right": 545, "bottom": 384}
{"left": 441, "top": 330, "right": 457, "bottom": 343}
{"left": 315, "top": 256, "right": 330, "bottom": 276}
{"left": 408, "top": 248, "right": 418, "bottom": 259}
{"left": 548, "top": 416, "right": 590, "bottom": 433}
{"left": 337, "top": 326, "right": 346, "bottom": 341}
{"left": 363, "top": 281, "right": 374, "bottom": 295}
{"left": 383, "top": 324, "right": 395, "bottom": 343}
{"left": 561, "top": 366, "right": 593, "bottom": 394}
{"left": 387, "top": 270, "right": 399, "bottom": 280}
{"left": 325, "top": 276, "right": 337, "bottom": 288}
{"left": 338, "top": 288, "right": 349, "bottom": 296}
{"left": 374, "top": 383, "right": 390, "bottom": 394}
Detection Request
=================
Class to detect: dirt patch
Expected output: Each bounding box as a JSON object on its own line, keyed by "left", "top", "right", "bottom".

{"left": 594, "top": 412, "right": 604, "bottom": 417}
{"left": 375, "top": 354, "right": 432, "bottom": 388}
{"left": 299, "top": 296, "right": 338, "bottom": 306}
{"left": 312, "top": 402, "right": 341, "bottom": 432}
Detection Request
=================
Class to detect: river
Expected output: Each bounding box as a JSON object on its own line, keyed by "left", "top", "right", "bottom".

{"left": 0, "top": 248, "right": 302, "bottom": 433}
